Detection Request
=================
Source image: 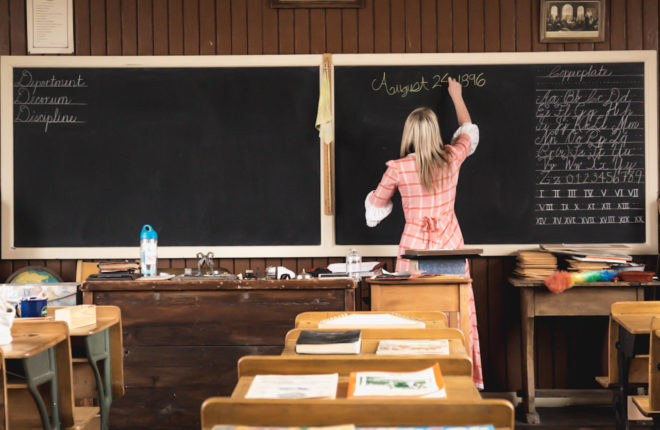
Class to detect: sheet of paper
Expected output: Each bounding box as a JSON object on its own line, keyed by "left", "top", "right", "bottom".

{"left": 245, "top": 373, "right": 338, "bottom": 399}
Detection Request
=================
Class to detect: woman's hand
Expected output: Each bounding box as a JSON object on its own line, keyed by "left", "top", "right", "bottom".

{"left": 448, "top": 77, "right": 462, "bottom": 100}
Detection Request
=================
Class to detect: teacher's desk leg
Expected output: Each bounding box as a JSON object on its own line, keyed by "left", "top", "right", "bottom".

{"left": 520, "top": 288, "right": 540, "bottom": 424}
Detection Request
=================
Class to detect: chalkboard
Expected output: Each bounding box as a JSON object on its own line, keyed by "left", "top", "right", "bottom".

{"left": 5, "top": 59, "right": 320, "bottom": 251}
{"left": 334, "top": 54, "right": 656, "bottom": 250}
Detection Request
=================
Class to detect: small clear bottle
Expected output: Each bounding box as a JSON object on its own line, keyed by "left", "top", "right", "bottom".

{"left": 346, "top": 248, "right": 362, "bottom": 281}
{"left": 140, "top": 224, "right": 158, "bottom": 277}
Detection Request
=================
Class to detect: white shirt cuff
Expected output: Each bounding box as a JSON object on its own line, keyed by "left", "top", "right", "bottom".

{"left": 452, "top": 122, "right": 479, "bottom": 156}
{"left": 365, "top": 191, "right": 392, "bottom": 227}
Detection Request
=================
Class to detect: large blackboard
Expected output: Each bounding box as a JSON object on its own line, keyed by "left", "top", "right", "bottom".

{"left": 335, "top": 61, "right": 648, "bottom": 245}
{"left": 10, "top": 65, "right": 320, "bottom": 247}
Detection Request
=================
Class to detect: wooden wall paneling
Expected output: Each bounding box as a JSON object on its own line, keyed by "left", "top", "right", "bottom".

{"left": 486, "top": 257, "right": 509, "bottom": 390}
{"left": 390, "top": 0, "right": 405, "bottom": 53}
{"left": 0, "top": 0, "right": 9, "bottom": 55}
{"left": 404, "top": 0, "right": 421, "bottom": 53}
{"left": 28, "top": 260, "right": 46, "bottom": 269}
{"left": 137, "top": 0, "right": 154, "bottom": 55}
{"left": 11, "top": 261, "right": 27, "bottom": 273}
{"left": 234, "top": 259, "right": 250, "bottom": 277}
{"left": 498, "top": 0, "right": 514, "bottom": 52}
{"left": 278, "top": 9, "right": 295, "bottom": 54}
{"left": 90, "top": 0, "right": 108, "bottom": 54}
{"left": 309, "top": 9, "right": 325, "bottom": 53}
{"left": 358, "top": 0, "right": 374, "bottom": 53}
{"left": 152, "top": 0, "right": 168, "bottom": 55}
{"left": 157, "top": 259, "right": 171, "bottom": 269}
{"left": 185, "top": 258, "right": 198, "bottom": 269}
{"left": 642, "top": 0, "right": 658, "bottom": 49}
{"left": 483, "top": 0, "right": 499, "bottom": 52}
{"left": 60, "top": 260, "right": 77, "bottom": 282}
{"left": 249, "top": 258, "right": 267, "bottom": 277}
{"left": 183, "top": 0, "right": 200, "bottom": 54}
{"left": 530, "top": 0, "right": 545, "bottom": 52}
{"left": 170, "top": 259, "right": 185, "bottom": 269}
{"left": 0, "top": 261, "right": 12, "bottom": 283}
{"left": 312, "top": 258, "right": 328, "bottom": 270}
{"left": 535, "top": 318, "right": 554, "bottom": 388}
{"left": 217, "top": 258, "right": 234, "bottom": 274}
{"left": 468, "top": 0, "right": 484, "bottom": 52}
{"left": 295, "top": 9, "right": 310, "bottom": 54}
{"left": 552, "top": 318, "right": 569, "bottom": 388}
{"left": 470, "top": 257, "right": 490, "bottom": 387}
{"left": 420, "top": 0, "right": 436, "bottom": 53}
{"left": 373, "top": 0, "right": 389, "bottom": 53}
{"left": 261, "top": 0, "right": 278, "bottom": 54}
{"left": 451, "top": 0, "right": 468, "bottom": 52}
{"left": 75, "top": 0, "right": 91, "bottom": 55}
{"left": 514, "top": 0, "right": 531, "bottom": 52}
{"left": 231, "top": 0, "right": 247, "bottom": 54}
{"left": 167, "top": 0, "right": 183, "bottom": 54}
{"left": 610, "top": 0, "right": 626, "bottom": 50}
{"left": 436, "top": 0, "right": 452, "bottom": 52}
{"left": 216, "top": 0, "right": 231, "bottom": 54}
{"left": 9, "top": 0, "right": 26, "bottom": 54}
{"left": 247, "top": 0, "right": 263, "bottom": 54}
{"left": 326, "top": 10, "right": 342, "bottom": 53}
{"left": 627, "top": 0, "right": 643, "bottom": 49}
{"left": 46, "top": 260, "right": 62, "bottom": 279}
{"left": 595, "top": 0, "right": 611, "bottom": 50}
{"left": 296, "top": 258, "right": 313, "bottom": 273}
{"left": 199, "top": 0, "right": 217, "bottom": 54}
{"left": 563, "top": 43, "right": 579, "bottom": 51}
{"left": 281, "top": 258, "right": 297, "bottom": 274}
{"left": 121, "top": 0, "right": 138, "bottom": 55}
{"left": 342, "top": 9, "right": 358, "bottom": 53}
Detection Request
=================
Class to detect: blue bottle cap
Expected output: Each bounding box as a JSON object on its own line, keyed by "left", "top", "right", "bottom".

{"left": 140, "top": 224, "right": 158, "bottom": 240}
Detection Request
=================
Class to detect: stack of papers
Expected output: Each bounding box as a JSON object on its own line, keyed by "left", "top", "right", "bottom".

{"left": 245, "top": 373, "right": 338, "bottom": 399}
{"left": 376, "top": 339, "right": 449, "bottom": 356}
{"left": 513, "top": 251, "right": 557, "bottom": 280}
{"left": 318, "top": 313, "right": 425, "bottom": 329}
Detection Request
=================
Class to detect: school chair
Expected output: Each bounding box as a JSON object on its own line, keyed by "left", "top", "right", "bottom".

{"left": 632, "top": 316, "right": 660, "bottom": 428}
{"left": 47, "top": 306, "right": 124, "bottom": 430}
{"left": 200, "top": 398, "right": 515, "bottom": 430}
{"left": 75, "top": 262, "right": 100, "bottom": 283}
{"left": 5, "top": 320, "right": 100, "bottom": 429}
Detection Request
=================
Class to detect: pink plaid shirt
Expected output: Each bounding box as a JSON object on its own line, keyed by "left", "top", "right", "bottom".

{"left": 369, "top": 132, "right": 472, "bottom": 272}
{"left": 365, "top": 125, "right": 483, "bottom": 388}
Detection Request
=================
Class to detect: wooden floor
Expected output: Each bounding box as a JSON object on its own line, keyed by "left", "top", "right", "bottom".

{"left": 516, "top": 406, "right": 652, "bottom": 429}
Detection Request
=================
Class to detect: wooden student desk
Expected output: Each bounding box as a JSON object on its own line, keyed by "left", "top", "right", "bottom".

{"left": 600, "top": 302, "right": 660, "bottom": 430}
{"left": 511, "top": 278, "right": 660, "bottom": 425}
{"left": 4, "top": 320, "right": 100, "bottom": 430}
{"left": 47, "top": 306, "right": 124, "bottom": 430}
{"left": 200, "top": 398, "right": 516, "bottom": 430}
{"left": 365, "top": 276, "right": 471, "bottom": 348}
{"left": 294, "top": 311, "right": 448, "bottom": 329}
{"left": 234, "top": 354, "right": 475, "bottom": 400}
{"left": 282, "top": 327, "right": 467, "bottom": 356}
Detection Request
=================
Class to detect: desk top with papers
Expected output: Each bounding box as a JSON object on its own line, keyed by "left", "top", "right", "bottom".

{"left": 295, "top": 312, "right": 448, "bottom": 329}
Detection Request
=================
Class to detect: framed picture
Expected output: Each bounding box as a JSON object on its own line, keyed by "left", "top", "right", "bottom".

{"left": 540, "top": 0, "right": 605, "bottom": 43}
{"left": 26, "top": 0, "right": 75, "bottom": 54}
{"left": 271, "top": 0, "right": 364, "bottom": 7}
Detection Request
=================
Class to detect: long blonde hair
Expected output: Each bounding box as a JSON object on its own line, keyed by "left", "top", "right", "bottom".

{"left": 400, "top": 107, "right": 453, "bottom": 191}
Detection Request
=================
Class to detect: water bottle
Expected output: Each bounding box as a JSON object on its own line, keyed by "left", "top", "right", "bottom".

{"left": 140, "top": 224, "right": 158, "bottom": 277}
{"left": 346, "top": 248, "right": 362, "bottom": 281}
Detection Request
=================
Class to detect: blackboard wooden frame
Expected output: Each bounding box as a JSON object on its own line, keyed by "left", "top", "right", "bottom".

{"left": 331, "top": 51, "right": 658, "bottom": 256}
{"left": 1, "top": 51, "right": 657, "bottom": 259}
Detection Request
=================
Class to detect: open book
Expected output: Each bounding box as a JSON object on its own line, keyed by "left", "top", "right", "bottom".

{"left": 245, "top": 373, "right": 338, "bottom": 399}
{"left": 318, "top": 313, "right": 425, "bottom": 329}
{"left": 347, "top": 364, "right": 445, "bottom": 398}
{"left": 376, "top": 339, "right": 449, "bottom": 356}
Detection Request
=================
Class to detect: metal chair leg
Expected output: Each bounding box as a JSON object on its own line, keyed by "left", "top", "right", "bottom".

{"left": 85, "top": 330, "right": 112, "bottom": 430}
{"left": 23, "top": 347, "right": 60, "bottom": 430}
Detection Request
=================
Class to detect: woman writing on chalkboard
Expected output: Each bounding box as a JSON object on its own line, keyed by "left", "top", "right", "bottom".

{"left": 364, "top": 77, "right": 483, "bottom": 388}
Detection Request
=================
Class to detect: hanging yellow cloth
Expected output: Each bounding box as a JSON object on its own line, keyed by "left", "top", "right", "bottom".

{"left": 315, "top": 62, "right": 333, "bottom": 145}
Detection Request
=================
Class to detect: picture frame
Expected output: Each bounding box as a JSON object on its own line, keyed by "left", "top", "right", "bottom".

{"left": 26, "top": 0, "right": 75, "bottom": 54}
{"left": 540, "top": 0, "right": 605, "bottom": 43}
{"left": 271, "top": 0, "right": 364, "bottom": 8}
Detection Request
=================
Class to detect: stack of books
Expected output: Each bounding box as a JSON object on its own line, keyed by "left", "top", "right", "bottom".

{"left": 540, "top": 245, "right": 636, "bottom": 272}
{"left": 513, "top": 251, "right": 557, "bottom": 280}
{"left": 295, "top": 330, "right": 362, "bottom": 355}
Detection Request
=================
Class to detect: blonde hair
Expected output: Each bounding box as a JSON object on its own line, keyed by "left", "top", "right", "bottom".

{"left": 399, "top": 107, "right": 453, "bottom": 191}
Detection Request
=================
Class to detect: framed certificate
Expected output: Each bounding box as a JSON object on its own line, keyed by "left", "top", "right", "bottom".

{"left": 26, "top": 0, "right": 75, "bottom": 54}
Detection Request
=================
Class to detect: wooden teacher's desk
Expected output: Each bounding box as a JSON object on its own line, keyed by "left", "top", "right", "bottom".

{"left": 81, "top": 278, "right": 356, "bottom": 430}
{"left": 365, "top": 276, "right": 471, "bottom": 348}
{"left": 510, "top": 277, "right": 660, "bottom": 424}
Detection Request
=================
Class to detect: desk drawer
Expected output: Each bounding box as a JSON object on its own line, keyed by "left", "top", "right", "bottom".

{"left": 534, "top": 287, "right": 642, "bottom": 316}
